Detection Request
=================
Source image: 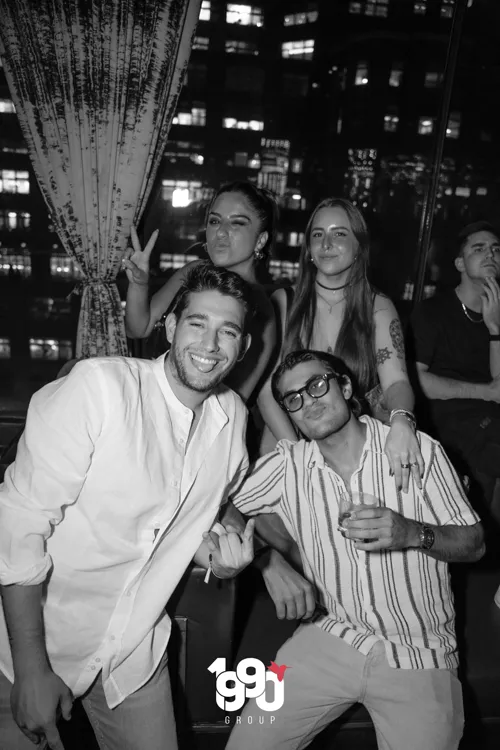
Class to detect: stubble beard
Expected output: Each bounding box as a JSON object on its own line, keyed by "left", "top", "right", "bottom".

{"left": 169, "top": 342, "right": 227, "bottom": 394}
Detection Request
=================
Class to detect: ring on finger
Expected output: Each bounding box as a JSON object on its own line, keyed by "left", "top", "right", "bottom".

{"left": 401, "top": 463, "right": 410, "bottom": 469}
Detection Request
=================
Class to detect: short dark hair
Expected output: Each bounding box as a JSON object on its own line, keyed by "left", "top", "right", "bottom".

{"left": 457, "top": 221, "right": 500, "bottom": 257}
{"left": 271, "top": 349, "right": 362, "bottom": 417}
{"left": 170, "top": 260, "right": 254, "bottom": 333}
{"left": 206, "top": 180, "right": 279, "bottom": 260}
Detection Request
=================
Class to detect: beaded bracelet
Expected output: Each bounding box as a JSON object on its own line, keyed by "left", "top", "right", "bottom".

{"left": 389, "top": 408, "right": 416, "bottom": 430}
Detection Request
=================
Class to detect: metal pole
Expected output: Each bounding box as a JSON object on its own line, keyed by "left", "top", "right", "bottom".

{"left": 411, "top": 0, "right": 469, "bottom": 307}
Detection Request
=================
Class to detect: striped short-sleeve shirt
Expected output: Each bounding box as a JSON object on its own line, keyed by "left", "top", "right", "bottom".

{"left": 232, "top": 416, "right": 480, "bottom": 670}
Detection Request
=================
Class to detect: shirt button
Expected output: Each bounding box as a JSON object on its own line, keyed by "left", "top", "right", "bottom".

{"left": 90, "top": 666, "right": 96, "bottom": 671}
{"left": 110, "top": 635, "right": 116, "bottom": 641}
{"left": 95, "top": 658, "right": 101, "bottom": 663}
{"left": 173, "top": 480, "right": 179, "bottom": 489}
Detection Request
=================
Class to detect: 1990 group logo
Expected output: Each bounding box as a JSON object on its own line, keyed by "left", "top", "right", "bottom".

{"left": 208, "top": 657, "right": 286, "bottom": 712}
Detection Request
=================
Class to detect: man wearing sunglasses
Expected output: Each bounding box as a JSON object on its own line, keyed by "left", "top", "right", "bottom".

{"left": 227, "top": 349, "right": 484, "bottom": 750}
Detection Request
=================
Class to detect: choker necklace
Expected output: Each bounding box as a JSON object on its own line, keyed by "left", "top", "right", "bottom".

{"left": 316, "top": 279, "right": 349, "bottom": 292}
{"left": 461, "top": 302, "right": 483, "bottom": 324}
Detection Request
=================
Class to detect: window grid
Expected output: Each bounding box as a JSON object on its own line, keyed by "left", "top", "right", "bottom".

{"left": 283, "top": 8, "right": 318, "bottom": 26}
{"left": 389, "top": 64, "right": 403, "bottom": 87}
{"left": 223, "top": 117, "right": 264, "bottom": 131}
{"left": 172, "top": 107, "right": 206, "bottom": 127}
{"left": 50, "top": 254, "right": 84, "bottom": 279}
{"left": 225, "top": 40, "right": 258, "bottom": 55}
{"left": 418, "top": 117, "right": 434, "bottom": 135}
{"left": 281, "top": 40, "right": 315, "bottom": 60}
{"left": 29, "top": 338, "right": 73, "bottom": 361}
{"left": 441, "top": 0, "right": 454, "bottom": 19}
{"left": 226, "top": 4, "right": 263, "bottom": 27}
{"left": 193, "top": 36, "right": 209, "bottom": 50}
{"left": 354, "top": 62, "right": 369, "bottom": 86}
{"left": 199, "top": 1, "right": 211, "bottom": 21}
{"left": 0, "top": 99, "right": 16, "bottom": 113}
{"left": 0, "top": 170, "right": 30, "bottom": 194}
{"left": 0, "top": 338, "right": 11, "bottom": 359}
{"left": 0, "top": 210, "right": 31, "bottom": 229}
{"left": 414, "top": 1, "right": 427, "bottom": 14}
{"left": 0, "top": 252, "right": 31, "bottom": 277}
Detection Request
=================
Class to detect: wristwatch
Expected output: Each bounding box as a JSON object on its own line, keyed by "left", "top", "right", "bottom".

{"left": 419, "top": 524, "right": 435, "bottom": 550}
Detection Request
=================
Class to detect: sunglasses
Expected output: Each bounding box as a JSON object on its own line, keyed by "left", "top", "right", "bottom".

{"left": 279, "top": 372, "right": 340, "bottom": 413}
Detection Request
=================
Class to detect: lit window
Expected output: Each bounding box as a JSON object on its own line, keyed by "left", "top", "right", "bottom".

{"left": 283, "top": 193, "right": 306, "bottom": 210}
{"left": 281, "top": 40, "right": 314, "bottom": 60}
{"left": 291, "top": 158, "right": 303, "bottom": 174}
{"left": 159, "top": 253, "right": 201, "bottom": 271}
{"left": 161, "top": 179, "right": 202, "bottom": 205}
{"left": 384, "top": 112, "right": 399, "bottom": 132}
{"left": 284, "top": 7, "right": 318, "bottom": 25}
{"left": 424, "top": 70, "right": 443, "bottom": 87}
{"left": 0, "top": 99, "right": 16, "bottom": 113}
{"left": 455, "top": 186, "right": 470, "bottom": 197}
{"left": 446, "top": 111, "right": 461, "bottom": 139}
{"left": 0, "top": 251, "right": 31, "bottom": 277}
{"left": 225, "top": 40, "right": 258, "bottom": 55}
{"left": 477, "top": 187, "right": 488, "bottom": 196}
{"left": 0, "top": 338, "right": 10, "bottom": 359}
{"left": 0, "top": 170, "right": 30, "bottom": 194}
{"left": 354, "top": 61, "right": 369, "bottom": 86}
{"left": 172, "top": 106, "right": 206, "bottom": 127}
{"left": 50, "top": 254, "right": 84, "bottom": 279}
{"left": 350, "top": 0, "right": 388, "bottom": 16}
{"left": 418, "top": 117, "right": 434, "bottom": 135}
{"left": 199, "top": 1, "right": 211, "bottom": 21}
{"left": 389, "top": 63, "right": 403, "bottom": 87}
{"left": 287, "top": 232, "right": 304, "bottom": 247}
{"left": 30, "top": 297, "right": 72, "bottom": 321}
{"left": 414, "top": 0, "right": 427, "bottom": 13}
{"left": 1, "top": 145, "right": 28, "bottom": 154}
{"left": 29, "top": 338, "right": 73, "bottom": 361}
{"left": 223, "top": 117, "right": 264, "bottom": 130}
{"left": 193, "top": 36, "right": 209, "bottom": 50}
{"left": 441, "top": 0, "right": 454, "bottom": 18}
{"left": 234, "top": 151, "right": 248, "bottom": 166}
{"left": 268, "top": 260, "right": 300, "bottom": 281}
{"left": 0, "top": 210, "right": 31, "bottom": 229}
{"left": 248, "top": 153, "right": 261, "bottom": 169}
{"left": 226, "top": 4, "right": 263, "bottom": 27}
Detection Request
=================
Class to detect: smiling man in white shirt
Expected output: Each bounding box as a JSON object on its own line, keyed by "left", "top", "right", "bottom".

{"left": 0, "top": 262, "right": 255, "bottom": 750}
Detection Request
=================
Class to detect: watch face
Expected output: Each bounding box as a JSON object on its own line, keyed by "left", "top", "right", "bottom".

{"left": 421, "top": 526, "right": 435, "bottom": 550}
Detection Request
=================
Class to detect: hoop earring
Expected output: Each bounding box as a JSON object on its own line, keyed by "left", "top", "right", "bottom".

{"left": 254, "top": 248, "right": 264, "bottom": 260}
{"left": 202, "top": 242, "right": 208, "bottom": 254}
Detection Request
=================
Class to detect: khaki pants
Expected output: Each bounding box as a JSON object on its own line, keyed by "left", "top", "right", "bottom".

{"left": 226, "top": 624, "right": 464, "bottom": 750}
{"left": 0, "top": 651, "right": 177, "bottom": 750}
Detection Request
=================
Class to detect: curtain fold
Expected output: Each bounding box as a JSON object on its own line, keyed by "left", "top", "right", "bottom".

{"left": 0, "top": 0, "right": 201, "bottom": 357}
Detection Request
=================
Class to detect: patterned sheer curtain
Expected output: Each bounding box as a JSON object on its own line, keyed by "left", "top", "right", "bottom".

{"left": 0, "top": 0, "right": 201, "bottom": 357}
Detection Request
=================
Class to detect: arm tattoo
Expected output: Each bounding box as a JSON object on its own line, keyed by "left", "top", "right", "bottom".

{"left": 375, "top": 347, "right": 392, "bottom": 365}
{"left": 389, "top": 318, "right": 405, "bottom": 360}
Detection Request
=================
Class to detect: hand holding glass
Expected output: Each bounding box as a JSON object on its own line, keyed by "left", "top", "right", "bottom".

{"left": 338, "top": 492, "right": 380, "bottom": 543}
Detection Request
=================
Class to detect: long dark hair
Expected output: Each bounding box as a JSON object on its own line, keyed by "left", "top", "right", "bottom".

{"left": 205, "top": 181, "right": 279, "bottom": 284}
{"left": 284, "top": 197, "right": 377, "bottom": 396}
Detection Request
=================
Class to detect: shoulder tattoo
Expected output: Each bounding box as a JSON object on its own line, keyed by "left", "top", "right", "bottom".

{"left": 375, "top": 347, "right": 392, "bottom": 365}
{"left": 389, "top": 318, "right": 405, "bottom": 360}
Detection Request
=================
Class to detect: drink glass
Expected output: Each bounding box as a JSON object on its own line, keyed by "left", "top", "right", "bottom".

{"left": 338, "top": 491, "right": 380, "bottom": 543}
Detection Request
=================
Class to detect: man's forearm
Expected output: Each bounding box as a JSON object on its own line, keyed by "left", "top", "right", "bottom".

{"left": 0, "top": 584, "right": 49, "bottom": 677}
{"left": 490, "top": 341, "right": 500, "bottom": 379}
{"left": 418, "top": 370, "right": 489, "bottom": 401}
{"left": 406, "top": 520, "right": 485, "bottom": 563}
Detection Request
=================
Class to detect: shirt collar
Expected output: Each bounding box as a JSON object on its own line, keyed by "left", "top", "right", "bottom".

{"left": 307, "top": 415, "right": 386, "bottom": 470}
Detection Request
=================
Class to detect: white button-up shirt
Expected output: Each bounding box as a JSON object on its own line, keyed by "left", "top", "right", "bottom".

{"left": 0, "top": 355, "right": 248, "bottom": 707}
